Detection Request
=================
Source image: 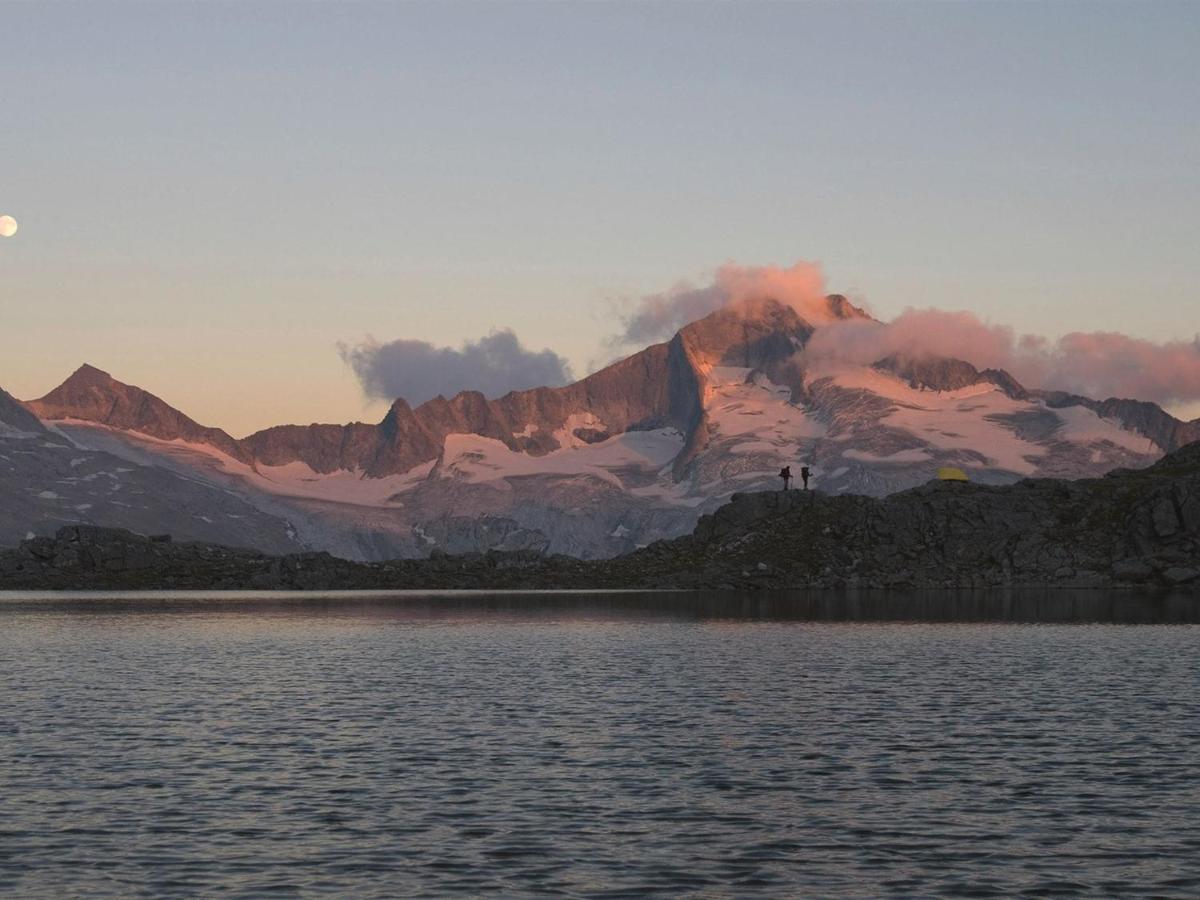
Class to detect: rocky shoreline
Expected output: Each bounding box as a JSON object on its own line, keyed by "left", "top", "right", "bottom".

{"left": 3, "top": 443, "right": 1200, "bottom": 592}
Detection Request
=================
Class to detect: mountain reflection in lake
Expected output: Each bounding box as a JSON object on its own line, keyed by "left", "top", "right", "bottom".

{"left": 2, "top": 590, "right": 1198, "bottom": 897}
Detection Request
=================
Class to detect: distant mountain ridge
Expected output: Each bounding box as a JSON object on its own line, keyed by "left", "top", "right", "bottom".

{"left": 8, "top": 292, "right": 1197, "bottom": 560}
{"left": 26, "top": 294, "right": 870, "bottom": 478}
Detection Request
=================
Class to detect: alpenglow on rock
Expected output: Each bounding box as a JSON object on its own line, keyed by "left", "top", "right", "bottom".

{"left": 11, "top": 293, "right": 1199, "bottom": 560}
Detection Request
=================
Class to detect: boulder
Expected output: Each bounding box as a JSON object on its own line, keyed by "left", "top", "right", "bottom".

{"left": 1112, "top": 559, "right": 1154, "bottom": 582}
{"left": 1152, "top": 498, "right": 1180, "bottom": 537}
{"left": 1162, "top": 567, "right": 1199, "bottom": 585}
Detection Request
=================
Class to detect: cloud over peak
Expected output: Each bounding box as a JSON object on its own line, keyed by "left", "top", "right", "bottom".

{"left": 612, "top": 256, "right": 1200, "bottom": 408}
{"left": 614, "top": 261, "right": 839, "bottom": 346}
{"left": 340, "top": 329, "right": 574, "bottom": 405}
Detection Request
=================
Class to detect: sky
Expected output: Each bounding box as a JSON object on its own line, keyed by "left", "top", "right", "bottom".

{"left": 2, "top": 1, "right": 1198, "bottom": 436}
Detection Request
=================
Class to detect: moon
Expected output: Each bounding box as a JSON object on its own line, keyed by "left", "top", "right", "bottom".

{"left": 0, "top": 216, "right": 17, "bottom": 238}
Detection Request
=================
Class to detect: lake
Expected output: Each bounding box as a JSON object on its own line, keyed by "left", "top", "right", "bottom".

{"left": 2, "top": 590, "right": 1198, "bottom": 897}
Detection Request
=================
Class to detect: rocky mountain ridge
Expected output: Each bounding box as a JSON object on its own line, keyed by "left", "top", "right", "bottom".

{"left": 8, "top": 293, "right": 1199, "bottom": 560}
{"left": 27, "top": 295, "right": 865, "bottom": 477}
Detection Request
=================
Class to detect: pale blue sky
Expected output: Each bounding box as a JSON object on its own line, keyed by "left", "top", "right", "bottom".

{"left": 2, "top": 1, "right": 1197, "bottom": 434}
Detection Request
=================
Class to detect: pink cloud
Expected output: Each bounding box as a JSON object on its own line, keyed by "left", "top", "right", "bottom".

{"left": 1038, "top": 331, "right": 1200, "bottom": 404}
{"left": 807, "top": 307, "right": 1200, "bottom": 405}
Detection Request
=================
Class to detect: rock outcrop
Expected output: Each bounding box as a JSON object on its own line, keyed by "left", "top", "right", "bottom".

{"left": 619, "top": 442, "right": 1200, "bottom": 590}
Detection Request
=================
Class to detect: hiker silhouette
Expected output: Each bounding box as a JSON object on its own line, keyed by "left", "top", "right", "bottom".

{"left": 801, "top": 465, "right": 811, "bottom": 490}
{"left": 780, "top": 465, "right": 792, "bottom": 491}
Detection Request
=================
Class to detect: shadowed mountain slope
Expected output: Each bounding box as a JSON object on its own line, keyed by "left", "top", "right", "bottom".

{"left": 0, "top": 388, "right": 47, "bottom": 434}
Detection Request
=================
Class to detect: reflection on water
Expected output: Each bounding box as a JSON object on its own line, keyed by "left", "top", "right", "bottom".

{"left": 2, "top": 587, "right": 1200, "bottom": 623}
{"left": 1, "top": 590, "right": 1199, "bottom": 897}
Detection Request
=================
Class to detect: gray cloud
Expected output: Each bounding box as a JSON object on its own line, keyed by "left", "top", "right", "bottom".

{"left": 615, "top": 281, "right": 728, "bottom": 347}
{"left": 339, "top": 329, "right": 574, "bottom": 405}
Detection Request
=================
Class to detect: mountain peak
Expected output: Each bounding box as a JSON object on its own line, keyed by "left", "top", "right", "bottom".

{"left": 824, "top": 294, "right": 872, "bottom": 322}
{"left": 27, "top": 365, "right": 249, "bottom": 462}
{"left": 73, "top": 362, "right": 112, "bottom": 378}
{"left": 674, "top": 294, "right": 873, "bottom": 372}
{"left": 58, "top": 363, "right": 122, "bottom": 389}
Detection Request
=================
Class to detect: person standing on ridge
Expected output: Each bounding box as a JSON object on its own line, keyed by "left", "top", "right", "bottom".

{"left": 801, "top": 465, "right": 811, "bottom": 490}
{"left": 780, "top": 465, "right": 792, "bottom": 491}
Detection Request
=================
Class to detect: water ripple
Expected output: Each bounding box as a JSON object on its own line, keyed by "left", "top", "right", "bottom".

{"left": 1, "top": 592, "right": 1198, "bottom": 897}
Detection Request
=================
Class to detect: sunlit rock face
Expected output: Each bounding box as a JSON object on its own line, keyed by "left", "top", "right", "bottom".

{"left": 11, "top": 294, "right": 1192, "bottom": 560}
{"left": 27, "top": 364, "right": 251, "bottom": 463}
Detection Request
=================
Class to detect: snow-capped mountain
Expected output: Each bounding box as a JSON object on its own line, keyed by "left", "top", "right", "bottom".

{"left": 8, "top": 294, "right": 1198, "bottom": 559}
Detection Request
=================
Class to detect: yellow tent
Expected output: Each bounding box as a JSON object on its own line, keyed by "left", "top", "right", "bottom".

{"left": 937, "top": 467, "right": 970, "bottom": 482}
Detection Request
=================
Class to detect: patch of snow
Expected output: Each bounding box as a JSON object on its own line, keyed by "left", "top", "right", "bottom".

{"left": 811, "top": 363, "right": 1044, "bottom": 474}
{"left": 843, "top": 448, "right": 932, "bottom": 464}
{"left": 440, "top": 428, "right": 684, "bottom": 488}
{"left": 52, "top": 421, "right": 439, "bottom": 507}
{"left": 37, "top": 490, "right": 59, "bottom": 500}
{"left": 1051, "top": 405, "right": 1157, "bottom": 455}
{"left": 251, "top": 459, "right": 436, "bottom": 505}
{"left": 628, "top": 480, "right": 709, "bottom": 507}
{"left": 729, "top": 440, "right": 780, "bottom": 454}
{"left": 705, "top": 378, "right": 826, "bottom": 451}
{"left": 808, "top": 363, "right": 996, "bottom": 403}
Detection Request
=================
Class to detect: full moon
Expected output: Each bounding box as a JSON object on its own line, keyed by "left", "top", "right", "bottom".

{"left": 0, "top": 216, "right": 17, "bottom": 238}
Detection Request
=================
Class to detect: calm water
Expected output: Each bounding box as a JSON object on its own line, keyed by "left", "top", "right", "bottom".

{"left": 2, "top": 590, "right": 1199, "bottom": 898}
